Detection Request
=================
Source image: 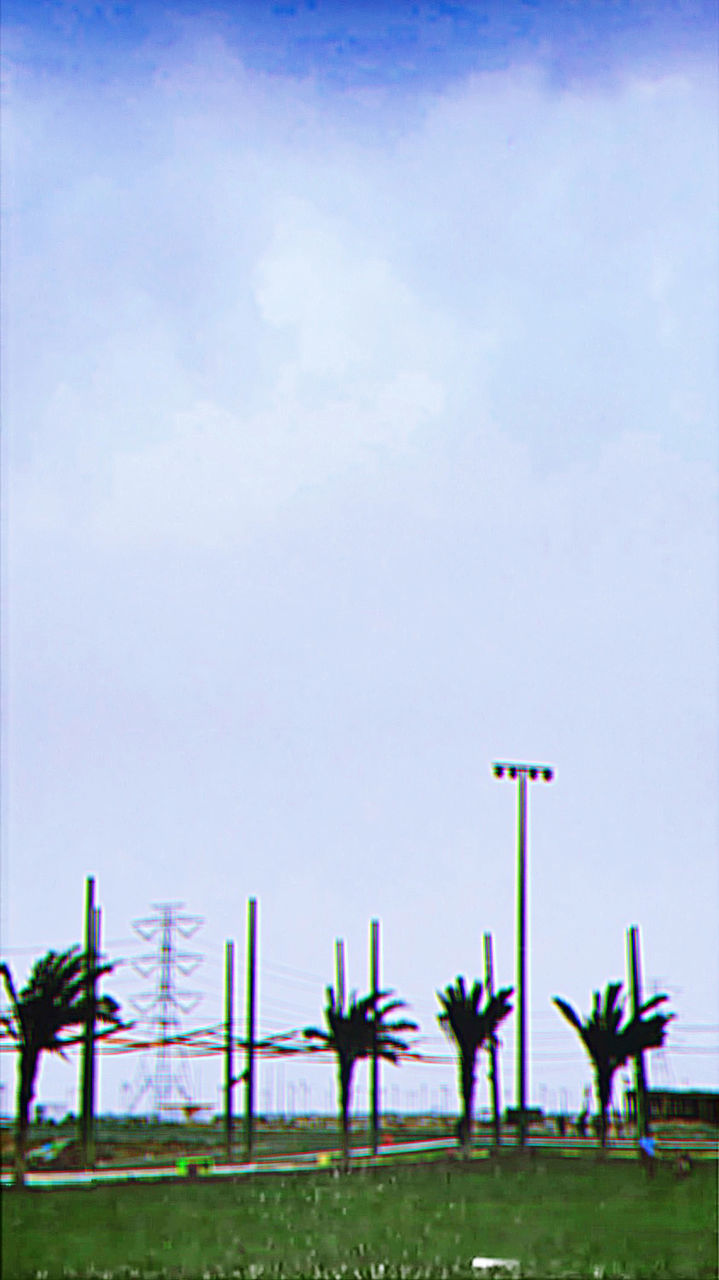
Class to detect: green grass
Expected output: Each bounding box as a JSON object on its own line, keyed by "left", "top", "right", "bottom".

{"left": 3, "top": 1155, "right": 717, "bottom": 1279}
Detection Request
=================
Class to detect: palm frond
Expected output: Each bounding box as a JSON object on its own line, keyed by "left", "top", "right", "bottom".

{"left": 604, "top": 983, "right": 624, "bottom": 1014}
{"left": 553, "top": 980, "right": 675, "bottom": 1124}
{"left": 552, "top": 997, "right": 584, "bottom": 1033}
{"left": 639, "top": 994, "right": 670, "bottom": 1017}
{"left": 3, "top": 947, "right": 125, "bottom": 1056}
{"left": 486, "top": 988, "right": 513, "bottom": 1016}
{"left": 304, "top": 983, "right": 418, "bottom": 1072}
{"left": 374, "top": 998, "right": 407, "bottom": 1020}
{"left": 621, "top": 1011, "right": 674, "bottom": 1058}
{"left": 380, "top": 1017, "right": 419, "bottom": 1035}
{"left": 601, "top": 983, "right": 625, "bottom": 1035}
{"left": 437, "top": 976, "right": 512, "bottom": 1057}
{"left": 0, "top": 963, "right": 21, "bottom": 1016}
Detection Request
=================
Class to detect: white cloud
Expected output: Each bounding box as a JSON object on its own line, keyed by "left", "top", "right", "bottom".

{"left": 5, "top": 47, "right": 715, "bottom": 549}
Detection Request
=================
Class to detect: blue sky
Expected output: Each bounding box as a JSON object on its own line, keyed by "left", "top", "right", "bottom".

{"left": 3, "top": 1, "right": 714, "bottom": 85}
{"left": 1, "top": 1, "right": 717, "bottom": 1120}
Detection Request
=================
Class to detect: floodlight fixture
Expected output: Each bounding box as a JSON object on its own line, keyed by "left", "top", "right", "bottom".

{"left": 491, "top": 761, "right": 555, "bottom": 782}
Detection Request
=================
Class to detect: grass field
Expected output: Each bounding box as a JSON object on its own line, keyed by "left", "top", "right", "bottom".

{"left": 3, "top": 1153, "right": 717, "bottom": 1279}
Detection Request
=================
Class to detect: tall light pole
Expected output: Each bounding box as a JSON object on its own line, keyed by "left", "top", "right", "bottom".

{"left": 492, "top": 760, "right": 554, "bottom": 1147}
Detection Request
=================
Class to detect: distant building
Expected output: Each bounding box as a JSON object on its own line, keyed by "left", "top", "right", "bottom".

{"left": 625, "top": 1089, "right": 719, "bottom": 1126}
{"left": 504, "top": 1107, "right": 544, "bottom": 1125}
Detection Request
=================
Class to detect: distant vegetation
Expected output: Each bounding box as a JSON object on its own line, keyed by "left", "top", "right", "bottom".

{"left": 436, "top": 976, "right": 513, "bottom": 1156}
{"left": 1, "top": 941, "right": 680, "bottom": 1175}
{"left": 303, "top": 986, "right": 418, "bottom": 1168}
{"left": 0, "top": 948, "right": 124, "bottom": 1185}
{"left": 553, "top": 982, "right": 673, "bottom": 1148}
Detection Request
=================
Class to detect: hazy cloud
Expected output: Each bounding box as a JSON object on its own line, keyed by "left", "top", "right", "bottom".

{"left": 2, "top": 12, "right": 717, "bottom": 1112}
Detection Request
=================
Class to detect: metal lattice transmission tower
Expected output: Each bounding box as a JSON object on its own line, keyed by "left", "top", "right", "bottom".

{"left": 129, "top": 903, "right": 204, "bottom": 1118}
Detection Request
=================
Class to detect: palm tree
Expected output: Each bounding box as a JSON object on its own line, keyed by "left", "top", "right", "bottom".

{"left": 437, "top": 977, "right": 513, "bottom": 1157}
{"left": 0, "top": 948, "right": 124, "bottom": 1186}
{"left": 304, "top": 986, "right": 417, "bottom": 1169}
{"left": 553, "top": 982, "right": 673, "bottom": 1149}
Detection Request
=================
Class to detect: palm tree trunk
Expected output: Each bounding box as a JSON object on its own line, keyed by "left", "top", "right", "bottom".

{"left": 460, "top": 1056, "right": 476, "bottom": 1159}
{"left": 15, "top": 1049, "right": 38, "bottom": 1188}
{"left": 339, "top": 1060, "right": 353, "bottom": 1172}
{"left": 596, "top": 1072, "right": 611, "bottom": 1152}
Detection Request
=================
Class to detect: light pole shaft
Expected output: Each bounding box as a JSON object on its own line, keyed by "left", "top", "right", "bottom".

{"left": 492, "top": 759, "right": 553, "bottom": 1148}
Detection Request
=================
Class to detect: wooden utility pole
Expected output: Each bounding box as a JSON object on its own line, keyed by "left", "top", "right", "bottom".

{"left": 90, "top": 907, "right": 100, "bottom": 1158}
{"left": 483, "top": 931, "right": 502, "bottom": 1148}
{"left": 516, "top": 771, "right": 528, "bottom": 1147}
{"left": 335, "top": 938, "right": 345, "bottom": 1009}
{"left": 245, "top": 899, "right": 257, "bottom": 1159}
{"left": 627, "top": 924, "right": 650, "bottom": 1138}
{"left": 79, "top": 876, "right": 97, "bottom": 1170}
{"left": 224, "top": 940, "right": 234, "bottom": 1162}
{"left": 370, "top": 919, "right": 380, "bottom": 1156}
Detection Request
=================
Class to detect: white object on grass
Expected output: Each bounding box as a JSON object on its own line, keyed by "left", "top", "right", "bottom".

{"left": 471, "top": 1258, "right": 521, "bottom": 1276}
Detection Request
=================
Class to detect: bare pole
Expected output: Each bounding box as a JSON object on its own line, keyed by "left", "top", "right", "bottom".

{"left": 483, "top": 931, "right": 502, "bottom": 1149}
{"left": 627, "top": 924, "right": 650, "bottom": 1139}
{"left": 335, "top": 938, "right": 345, "bottom": 1009}
{"left": 88, "top": 906, "right": 101, "bottom": 1167}
{"left": 516, "top": 771, "right": 527, "bottom": 1148}
{"left": 370, "top": 919, "right": 380, "bottom": 1156}
{"left": 224, "top": 940, "right": 234, "bottom": 1162}
{"left": 79, "top": 876, "right": 96, "bottom": 1169}
{"left": 334, "top": 938, "right": 346, "bottom": 1146}
{"left": 245, "top": 898, "right": 257, "bottom": 1159}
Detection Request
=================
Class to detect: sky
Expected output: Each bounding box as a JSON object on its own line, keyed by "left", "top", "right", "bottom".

{"left": 1, "top": 0, "right": 718, "bottom": 1123}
